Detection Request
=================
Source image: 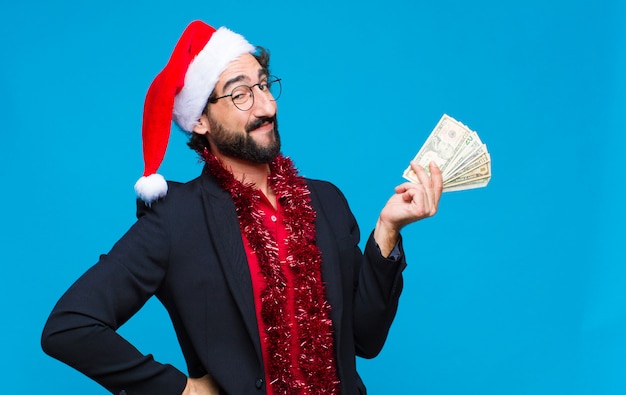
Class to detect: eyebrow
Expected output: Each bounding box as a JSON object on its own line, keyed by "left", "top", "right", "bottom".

{"left": 221, "top": 68, "right": 269, "bottom": 94}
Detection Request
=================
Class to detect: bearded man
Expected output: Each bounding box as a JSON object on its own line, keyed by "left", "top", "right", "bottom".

{"left": 42, "top": 20, "right": 442, "bottom": 395}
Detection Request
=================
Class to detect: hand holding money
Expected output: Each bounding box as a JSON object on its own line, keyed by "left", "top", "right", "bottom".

{"left": 377, "top": 160, "right": 443, "bottom": 255}
{"left": 403, "top": 114, "right": 492, "bottom": 192}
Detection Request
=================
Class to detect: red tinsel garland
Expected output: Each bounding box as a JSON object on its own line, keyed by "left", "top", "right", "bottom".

{"left": 203, "top": 149, "right": 340, "bottom": 394}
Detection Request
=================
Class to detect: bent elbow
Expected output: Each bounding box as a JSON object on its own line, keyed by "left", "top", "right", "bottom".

{"left": 355, "top": 338, "right": 386, "bottom": 359}
{"left": 41, "top": 320, "right": 67, "bottom": 361}
{"left": 41, "top": 334, "right": 56, "bottom": 358}
{"left": 41, "top": 312, "right": 86, "bottom": 362}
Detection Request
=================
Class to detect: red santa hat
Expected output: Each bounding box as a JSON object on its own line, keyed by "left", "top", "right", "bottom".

{"left": 134, "top": 20, "right": 255, "bottom": 204}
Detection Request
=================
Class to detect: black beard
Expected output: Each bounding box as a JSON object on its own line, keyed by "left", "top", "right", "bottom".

{"left": 208, "top": 115, "right": 281, "bottom": 164}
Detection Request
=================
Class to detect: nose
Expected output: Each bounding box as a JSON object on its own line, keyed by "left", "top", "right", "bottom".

{"left": 251, "top": 86, "right": 276, "bottom": 117}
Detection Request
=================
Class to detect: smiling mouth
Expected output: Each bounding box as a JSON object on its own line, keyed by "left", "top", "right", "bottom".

{"left": 247, "top": 116, "right": 276, "bottom": 134}
{"left": 247, "top": 119, "right": 274, "bottom": 134}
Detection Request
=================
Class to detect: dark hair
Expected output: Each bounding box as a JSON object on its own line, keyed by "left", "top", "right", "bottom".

{"left": 187, "top": 46, "right": 271, "bottom": 156}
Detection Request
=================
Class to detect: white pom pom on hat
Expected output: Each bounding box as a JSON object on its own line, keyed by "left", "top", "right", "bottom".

{"left": 136, "top": 20, "right": 255, "bottom": 204}
{"left": 134, "top": 174, "right": 168, "bottom": 204}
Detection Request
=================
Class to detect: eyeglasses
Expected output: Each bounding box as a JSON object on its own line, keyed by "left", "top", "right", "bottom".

{"left": 209, "top": 76, "right": 282, "bottom": 111}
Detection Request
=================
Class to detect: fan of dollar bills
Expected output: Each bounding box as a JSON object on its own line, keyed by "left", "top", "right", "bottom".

{"left": 402, "top": 114, "right": 491, "bottom": 192}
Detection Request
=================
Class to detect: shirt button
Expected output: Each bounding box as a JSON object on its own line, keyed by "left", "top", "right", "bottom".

{"left": 255, "top": 377, "right": 264, "bottom": 389}
{"left": 270, "top": 215, "right": 277, "bottom": 222}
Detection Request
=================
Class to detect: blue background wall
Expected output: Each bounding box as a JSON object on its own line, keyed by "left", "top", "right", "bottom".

{"left": 1, "top": 0, "right": 624, "bottom": 393}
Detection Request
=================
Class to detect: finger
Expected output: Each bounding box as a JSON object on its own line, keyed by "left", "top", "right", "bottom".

{"left": 390, "top": 183, "right": 435, "bottom": 221}
{"left": 407, "top": 161, "right": 427, "bottom": 185}
{"left": 396, "top": 181, "right": 434, "bottom": 211}
{"left": 428, "top": 161, "right": 443, "bottom": 210}
{"left": 395, "top": 181, "right": 418, "bottom": 193}
{"left": 411, "top": 161, "right": 434, "bottom": 188}
{"left": 398, "top": 184, "right": 429, "bottom": 214}
{"left": 409, "top": 163, "right": 439, "bottom": 215}
{"left": 411, "top": 185, "right": 432, "bottom": 216}
{"left": 403, "top": 187, "right": 422, "bottom": 205}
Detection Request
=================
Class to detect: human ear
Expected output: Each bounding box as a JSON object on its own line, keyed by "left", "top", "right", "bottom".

{"left": 192, "top": 114, "right": 210, "bottom": 135}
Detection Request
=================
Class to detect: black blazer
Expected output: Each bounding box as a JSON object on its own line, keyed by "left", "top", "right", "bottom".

{"left": 42, "top": 168, "right": 406, "bottom": 395}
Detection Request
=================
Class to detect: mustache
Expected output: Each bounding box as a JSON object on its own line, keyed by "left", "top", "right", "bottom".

{"left": 246, "top": 116, "right": 276, "bottom": 133}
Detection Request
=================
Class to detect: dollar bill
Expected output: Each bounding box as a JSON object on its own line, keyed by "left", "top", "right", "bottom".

{"left": 402, "top": 114, "right": 473, "bottom": 181}
{"left": 403, "top": 114, "right": 491, "bottom": 192}
{"left": 443, "top": 140, "right": 487, "bottom": 179}
{"left": 442, "top": 177, "right": 490, "bottom": 192}
{"left": 446, "top": 152, "right": 490, "bottom": 181}
{"left": 444, "top": 161, "right": 491, "bottom": 187}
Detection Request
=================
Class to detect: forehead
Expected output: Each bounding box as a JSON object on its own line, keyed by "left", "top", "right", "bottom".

{"left": 216, "top": 54, "right": 265, "bottom": 86}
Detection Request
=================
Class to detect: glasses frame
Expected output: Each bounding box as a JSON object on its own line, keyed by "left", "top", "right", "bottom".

{"left": 209, "top": 76, "right": 282, "bottom": 111}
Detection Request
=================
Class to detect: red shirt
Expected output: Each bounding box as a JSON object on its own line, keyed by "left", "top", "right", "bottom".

{"left": 242, "top": 194, "right": 305, "bottom": 395}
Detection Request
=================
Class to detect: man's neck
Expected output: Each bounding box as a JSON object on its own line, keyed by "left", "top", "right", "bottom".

{"left": 213, "top": 152, "right": 276, "bottom": 206}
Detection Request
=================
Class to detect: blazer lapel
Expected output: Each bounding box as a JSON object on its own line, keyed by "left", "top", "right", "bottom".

{"left": 308, "top": 185, "right": 344, "bottom": 348}
{"left": 197, "top": 171, "right": 346, "bottom": 364}
{"left": 199, "top": 171, "right": 262, "bottom": 362}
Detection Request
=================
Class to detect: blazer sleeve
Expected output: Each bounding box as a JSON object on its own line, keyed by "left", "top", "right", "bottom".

{"left": 308, "top": 180, "right": 407, "bottom": 359}
{"left": 353, "top": 231, "right": 406, "bottom": 358}
{"left": 41, "top": 199, "right": 188, "bottom": 395}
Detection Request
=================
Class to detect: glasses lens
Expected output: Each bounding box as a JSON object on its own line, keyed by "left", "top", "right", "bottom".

{"left": 231, "top": 86, "right": 253, "bottom": 111}
{"left": 268, "top": 77, "right": 282, "bottom": 100}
